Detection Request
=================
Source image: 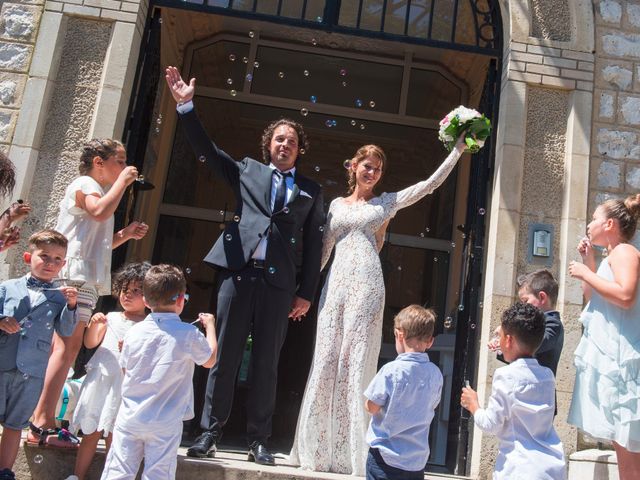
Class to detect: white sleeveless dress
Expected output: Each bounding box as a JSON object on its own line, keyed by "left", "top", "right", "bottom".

{"left": 568, "top": 258, "right": 640, "bottom": 452}
{"left": 70, "top": 312, "right": 137, "bottom": 436}
{"left": 290, "top": 148, "right": 462, "bottom": 475}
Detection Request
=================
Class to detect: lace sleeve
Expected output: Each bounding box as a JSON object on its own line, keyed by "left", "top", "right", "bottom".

{"left": 385, "top": 147, "right": 463, "bottom": 215}
{"left": 320, "top": 205, "right": 337, "bottom": 271}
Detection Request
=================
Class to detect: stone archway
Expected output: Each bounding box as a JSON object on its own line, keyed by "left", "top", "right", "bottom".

{"left": 473, "top": 0, "right": 596, "bottom": 478}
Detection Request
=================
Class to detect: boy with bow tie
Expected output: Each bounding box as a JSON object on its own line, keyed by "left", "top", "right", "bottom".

{"left": 0, "top": 230, "right": 78, "bottom": 480}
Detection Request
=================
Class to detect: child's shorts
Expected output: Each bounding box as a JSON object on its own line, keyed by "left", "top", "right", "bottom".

{"left": 0, "top": 369, "right": 44, "bottom": 429}
{"left": 366, "top": 448, "right": 424, "bottom": 480}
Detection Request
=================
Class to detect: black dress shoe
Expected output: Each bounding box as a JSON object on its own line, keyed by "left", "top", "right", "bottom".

{"left": 247, "top": 441, "right": 275, "bottom": 466}
{"left": 187, "top": 431, "right": 218, "bottom": 458}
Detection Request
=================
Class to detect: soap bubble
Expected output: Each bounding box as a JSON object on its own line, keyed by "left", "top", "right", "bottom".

{"left": 229, "top": 54, "right": 236, "bottom": 61}
{"left": 23, "top": 319, "right": 32, "bottom": 329}
{"left": 23, "top": 372, "right": 29, "bottom": 379}
{"left": 246, "top": 74, "right": 253, "bottom": 82}
{"left": 290, "top": 238, "right": 296, "bottom": 244}
{"left": 185, "top": 268, "right": 192, "bottom": 274}
{"left": 369, "top": 100, "right": 376, "bottom": 108}
{"left": 397, "top": 266, "right": 402, "bottom": 271}
{"left": 359, "top": 124, "right": 365, "bottom": 130}
{"left": 199, "top": 155, "right": 206, "bottom": 163}
{"left": 458, "top": 304, "right": 464, "bottom": 311}
{"left": 479, "top": 302, "right": 484, "bottom": 308}
{"left": 303, "top": 70, "right": 310, "bottom": 77}
{"left": 316, "top": 16, "right": 322, "bottom": 22}
{"left": 225, "top": 234, "right": 232, "bottom": 241}
{"left": 278, "top": 71, "right": 285, "bottom": 78}
{"left": 350, "top": 120, "right": 356, "bottom": 126}
{"left": 470, "top": 323, "right": 476, "bottom": 329}
{"left": 425, "top": 227, "right": 430, "bottom": 232}
{"left": 433, "top": 257, "right": 438, "bottom": 262}
{"left": 325, "top": 120, "right": 333, "bottom": 127}
{"left": 253, "top": 61, "right": 260, "bottom": 68}
{"left": 242, "top": 56, "right": 248, "bottom": 63}
{"left": 478, "top": 208, "right": 486, "bottom": 215}
{"left": 283, "top": 207, "right": 290, "bottom": 214}
{"left": 355, "top": 99, "right": 363, "bottom": 107}
{"left": 310, "top": 95, "right": 317, "bottom": 103}
{"left": 451, "top": 242, "right": 456, "bottom": 248}
{"left": 300, "top": 108, "right": 309, "bottom": 116}
{"left": 230, "top": 90, "right": 237, "bottom": 96}
{"left": 319, "top": 226, "right": 324, "bottom": 232}
{"left": 248, "top": 31, "right": 255, "bottom": 38}
{"left": 315, "top": 166, "right": 320, "bottom": 172}
{"left": 444, "top": 317, "right": 453, "bottom": 328}
{"left": 268, "top": 266, "right": 276, "bottom": 274}
{"left": 300, "top": 148, "right": 306, "bottom": 155}
{"left": 419, "top": 232, "right": 425, "bottom": 237}
{"left": 233, "top": 215, "right": 240, "bottom": 222}
{"left": 311, "top": 38, "right": 318, "bottom": 46}
{"left": 156, "top": 116, "right": 162, "bottom": 124}
{"left": 343, "top": 159, "right": 351, "bottom": 169}
{"left": 226, "top": 78, "right": 233, "bottom": 85}
{"left": 339, "top": 68, "right": 347, "bottom": 76}
{"left": 236, "top": 276, "right": 242, "bottom": 281}
{"left": 34, "top": 454, "right": 44, "bottom": 464}
{"left": 341, "top": 81, "right": 347, "bottom": 87}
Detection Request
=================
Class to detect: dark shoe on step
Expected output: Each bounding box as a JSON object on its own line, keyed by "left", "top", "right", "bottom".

{"left": 0, "top": 469, "right": 15, "bottom": 480}
{"left": 248, "top": 441, "right": 275, "bottom": 466}
{"left": 187, "top": 431, "right": 218, "bottom": 458}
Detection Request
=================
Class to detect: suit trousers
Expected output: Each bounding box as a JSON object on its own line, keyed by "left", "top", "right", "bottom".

{"left": 200, "top": 265, "right": 294, "bottom": 443}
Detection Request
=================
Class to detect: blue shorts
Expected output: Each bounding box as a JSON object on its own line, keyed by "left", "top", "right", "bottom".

{"left": 0, "top": 369, "right": 44, "bottom": 430}
{"left": 366, "top": 448, "right": 424, "bottom": 480}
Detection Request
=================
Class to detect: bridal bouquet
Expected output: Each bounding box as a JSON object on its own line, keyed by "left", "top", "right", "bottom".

{"left": 438, "top": 106, "right": 492, "bottom": 153}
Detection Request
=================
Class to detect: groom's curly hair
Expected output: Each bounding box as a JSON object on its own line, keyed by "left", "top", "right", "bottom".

{"left": 260, "top": 118, "right": 309, "bottom": 165}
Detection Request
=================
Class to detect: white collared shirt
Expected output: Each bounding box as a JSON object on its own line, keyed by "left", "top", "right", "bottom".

{"left": 117, "top": 312, "right": 212, "bottom": 429}
{"left": 473, "top": 358, "right": 565, "bottom": 480}
{"left": 251, "top": 164, "right": 296, "bottom": 261}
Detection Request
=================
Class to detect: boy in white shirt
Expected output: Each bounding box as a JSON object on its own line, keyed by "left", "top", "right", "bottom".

{"left": 100, "top": 264, "right": 217, "bottom": 480}
{"left": 461, "top": 302, "right": 565, "bottom": 480}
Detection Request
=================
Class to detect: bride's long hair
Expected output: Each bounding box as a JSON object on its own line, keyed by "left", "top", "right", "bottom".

{"left": 346, "top": 144, "right": 386, "bottom": 194}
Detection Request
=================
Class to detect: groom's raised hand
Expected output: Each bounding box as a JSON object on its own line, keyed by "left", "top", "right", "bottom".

{"left": 165, "top": 66, "right": 196, "bottom": 104}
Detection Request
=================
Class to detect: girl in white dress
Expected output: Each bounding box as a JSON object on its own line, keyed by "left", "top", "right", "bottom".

{"left": 291, "top": 136, "right": 466, "bottom": 475}
{"left": 568, "top": 194, "right": 640, "bottom": 480}
{"left": 65, "top": 262, "right": 150, "bottom": 480}
{"left": 29, "top": 140, "right": 148, "bottom": 447}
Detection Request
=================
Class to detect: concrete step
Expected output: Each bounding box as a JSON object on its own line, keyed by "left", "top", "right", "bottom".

{"left": 15, "top": 439, "right": 472, "bottom": 480}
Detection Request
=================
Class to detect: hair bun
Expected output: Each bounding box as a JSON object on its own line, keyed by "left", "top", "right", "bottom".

{"left": 624, "top": 193, "right": 640, "bottom": 221}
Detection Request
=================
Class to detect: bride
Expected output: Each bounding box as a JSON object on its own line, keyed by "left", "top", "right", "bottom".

{"left": 290, "top": 137, "right": 467, "bottom": 475}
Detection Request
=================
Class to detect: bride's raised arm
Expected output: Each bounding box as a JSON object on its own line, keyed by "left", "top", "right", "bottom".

{"left": 391, "top": 138, "right": 467, "bottom": 213}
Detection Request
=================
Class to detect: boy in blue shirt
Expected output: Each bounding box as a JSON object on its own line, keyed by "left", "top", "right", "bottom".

{"left": 364, "top": 304, "right": 442, "bottom": 480}
{"left": 0, "top": 230, "right": 78, "bottom": 480}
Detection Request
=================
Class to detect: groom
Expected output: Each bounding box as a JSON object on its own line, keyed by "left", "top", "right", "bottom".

{"left": 165, "top": 67, "right": 324, "bottom": 465}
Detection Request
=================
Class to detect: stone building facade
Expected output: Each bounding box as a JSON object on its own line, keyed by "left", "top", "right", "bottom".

{"left": 2, "top": 0, "right": 639, "bottom": 478}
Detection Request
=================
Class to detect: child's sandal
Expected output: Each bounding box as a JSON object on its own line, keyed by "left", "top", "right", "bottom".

{"left": 27, "top": 423, "right": 79, "bottom": 448}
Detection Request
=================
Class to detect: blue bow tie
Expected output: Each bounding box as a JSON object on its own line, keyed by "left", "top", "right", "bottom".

{"left": 26, "top": 276, "right": 53, "bottom": 290}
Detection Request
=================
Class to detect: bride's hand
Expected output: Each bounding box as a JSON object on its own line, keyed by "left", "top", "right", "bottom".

{"left": 289, "top": 296, "right": 311, "bottom": 321}
{"left": 454, "top": 132, "right": 467, "bottom": 153}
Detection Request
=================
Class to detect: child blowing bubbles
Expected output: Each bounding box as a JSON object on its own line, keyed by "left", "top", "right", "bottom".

{"left": 461, "top": 303, "right": 565, "bottom": 480}
{"left": 364, "top": 305, "right": 442, "bottom": 480}
{"left": 29, "top": 139, "right": 149, "bottom": 447}
{"left": 0, "top": 230, "right": 78, "bottom": 480}
{"left": 65, "top": 262, "right": 151, "bottom": 480}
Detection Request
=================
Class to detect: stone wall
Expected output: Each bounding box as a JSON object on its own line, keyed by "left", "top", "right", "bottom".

{"left": 0, "top": 0, "right": 44, "bottom": 150}
{"left": 593, "top": 0, "right": 640, "bottom": 217}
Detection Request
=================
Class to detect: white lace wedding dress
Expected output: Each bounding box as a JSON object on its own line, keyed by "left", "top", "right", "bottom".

{"left": 289, "top": 148, "right": 463, "bottom": 475}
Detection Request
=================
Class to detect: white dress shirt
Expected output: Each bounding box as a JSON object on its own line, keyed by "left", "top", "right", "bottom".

{"left": 474, "top": 358, "right": 566, "bottom": 480}
{"left": 251, "top": 165, "right": 295, "bottom": 261}
{"left": 117, "top": 312, "right": 212, "bottom": 429}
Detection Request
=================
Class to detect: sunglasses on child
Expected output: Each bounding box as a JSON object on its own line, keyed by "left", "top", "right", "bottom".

{"left": 170, "top": 293, "right": 190, "bottom": 303}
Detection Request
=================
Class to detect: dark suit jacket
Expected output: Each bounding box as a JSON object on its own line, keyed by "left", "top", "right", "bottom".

{"left": 178, "top": 108, "right": 325, "bottom": 301}
{"left": 497, "top": 310, "right": 564, "bottom": 375}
